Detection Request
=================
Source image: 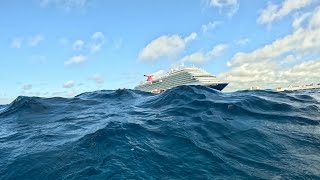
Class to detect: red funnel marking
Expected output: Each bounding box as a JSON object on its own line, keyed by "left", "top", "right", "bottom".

{"left": 144, "top": 75, "right": 153, "bottom": 82}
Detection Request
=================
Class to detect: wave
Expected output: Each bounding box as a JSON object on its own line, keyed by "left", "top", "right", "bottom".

{"left": 0, "top": 86, "right": 319, "bottom": 179}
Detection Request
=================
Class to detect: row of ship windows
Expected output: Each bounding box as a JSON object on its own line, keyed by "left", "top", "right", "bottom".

{"left": 138, "top": 71, "right": 218, "bottom": 91}
{"left": 139, "top": 73, "right": 196, "bottom": 91}
{"left": 154, "top": 71, "right": 214, "bottom": 82}
{"left": 142, "top": 78, "right": 195, "bottom": 91}
{"left": 141, "top": 76, "right": 217, "bottom": 89}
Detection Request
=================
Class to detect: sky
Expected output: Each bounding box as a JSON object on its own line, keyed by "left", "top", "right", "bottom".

{"left": 1, "top": 0, "right": 320, "bottom": 104}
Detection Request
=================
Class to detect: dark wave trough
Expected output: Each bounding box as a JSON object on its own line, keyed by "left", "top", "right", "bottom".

{"left": 0, "top": 86, "right": 320, "bottom": 179}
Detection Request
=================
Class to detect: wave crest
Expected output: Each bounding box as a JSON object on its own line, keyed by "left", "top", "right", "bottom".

{"left": 0, "top": 86, "right": 320, "bottom": 179}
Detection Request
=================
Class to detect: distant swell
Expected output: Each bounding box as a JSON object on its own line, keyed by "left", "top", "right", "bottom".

{"left": 0, "top": 86, "right": 320, "bottom": 179}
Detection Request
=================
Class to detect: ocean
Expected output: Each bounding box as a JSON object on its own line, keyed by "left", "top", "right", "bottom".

{"left": 0, "top": 85, "right": 319, "bottom": 179}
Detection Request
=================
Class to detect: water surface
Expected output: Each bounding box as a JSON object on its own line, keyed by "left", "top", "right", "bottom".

{"left": 0, "top": 86, "right": 319, "bottom": 179}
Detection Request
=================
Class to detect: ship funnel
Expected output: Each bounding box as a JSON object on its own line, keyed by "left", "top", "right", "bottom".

{"left": 144, "top": 75, "right": 153, "bottom": 81}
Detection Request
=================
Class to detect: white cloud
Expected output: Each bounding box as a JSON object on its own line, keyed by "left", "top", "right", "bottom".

{"left": 10, "top": 34, "right": 44, "bottom": 48}
{"left": 28, "top": 34, "right": 44, "bottom": 47}
{"left": 257, "top": 0, "right": 313, "bottom": 24}
{"left": 309, "top": 7, "right": 320, "bottom": 29}
{"left": 220, "top": 59, "right": 319, "bottom": 90}
{"left": 227, "top": 29, "right": 320, "bottom": 67}
{"left": 64, "top": 55, "right": 87, "bottom": 65}
{"left": 39, "top": 0, "right": 90, "bottom": 11}
{"left": 202, "top": 21, "right": 221, "bottom": 34}
{"left": 280, "top": 54, "right": 298, "bottom": 65}
{"left": 236, "top": 38, "right": 250, "bottom": 46}
{"left": 63, "top": 80, "right": 76, "bottom": 88}
{"left": 63, "top": 32, "right": 105, "bottom": 66}
{"left": 91, "top": 32, "right": 104, "bottom": 40}
{"left": 209, "top": 44, "right": 228, "bottom": 56}
{"left": 180, "top": 44, "right": 228, "bottom": 64}
{"left": 90, "top": 32, "right": 105, "bottom": 53}
{"left": 220, "top": 7, "right": 320, "bottom": 90}
{"left": 184, "top": 32, "right": 197, "bottom": 43}
{"left": 22, "top": 84, "right": 33, "bottom": 91}
{"left": 281, "top": 60, "right": 320, "bottom": 83}
{"left": 207, "top": 0, "right": 239, "bottom": 17}
{"left": 72, "top": 40, "right": 84, "bottom": 50}
{"left": 219, "top": 61, "right": 278, "bottom": 83}
{"left": 10, "top": 38, "right": 23, "bottom": 48}
{"left": 292, "top": 12, "right": 311, "bottom": 30}
{"left": 181, "top": 52, "right": 207, "bottom": 64}
{"left": 63, "top": 32, "right": 105, "bottom": 53}
{"left": 139, "top": 32, "right": 197, "bottom": 62}
{"left": 89, "top": 74, "right": 105, "bottom": 84}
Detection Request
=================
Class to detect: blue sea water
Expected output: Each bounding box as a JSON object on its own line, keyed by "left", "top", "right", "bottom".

{"left": 0, "top": 85, "right": 319, "bottom": 179}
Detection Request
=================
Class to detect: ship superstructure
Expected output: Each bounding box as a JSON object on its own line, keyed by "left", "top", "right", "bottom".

{"left": 134, "top": 67, "right": 228, "bottom": 93}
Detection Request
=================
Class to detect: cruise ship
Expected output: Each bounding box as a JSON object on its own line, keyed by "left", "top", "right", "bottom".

{"left": 134, "top": 67, "right": 228, "bottom": 93}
